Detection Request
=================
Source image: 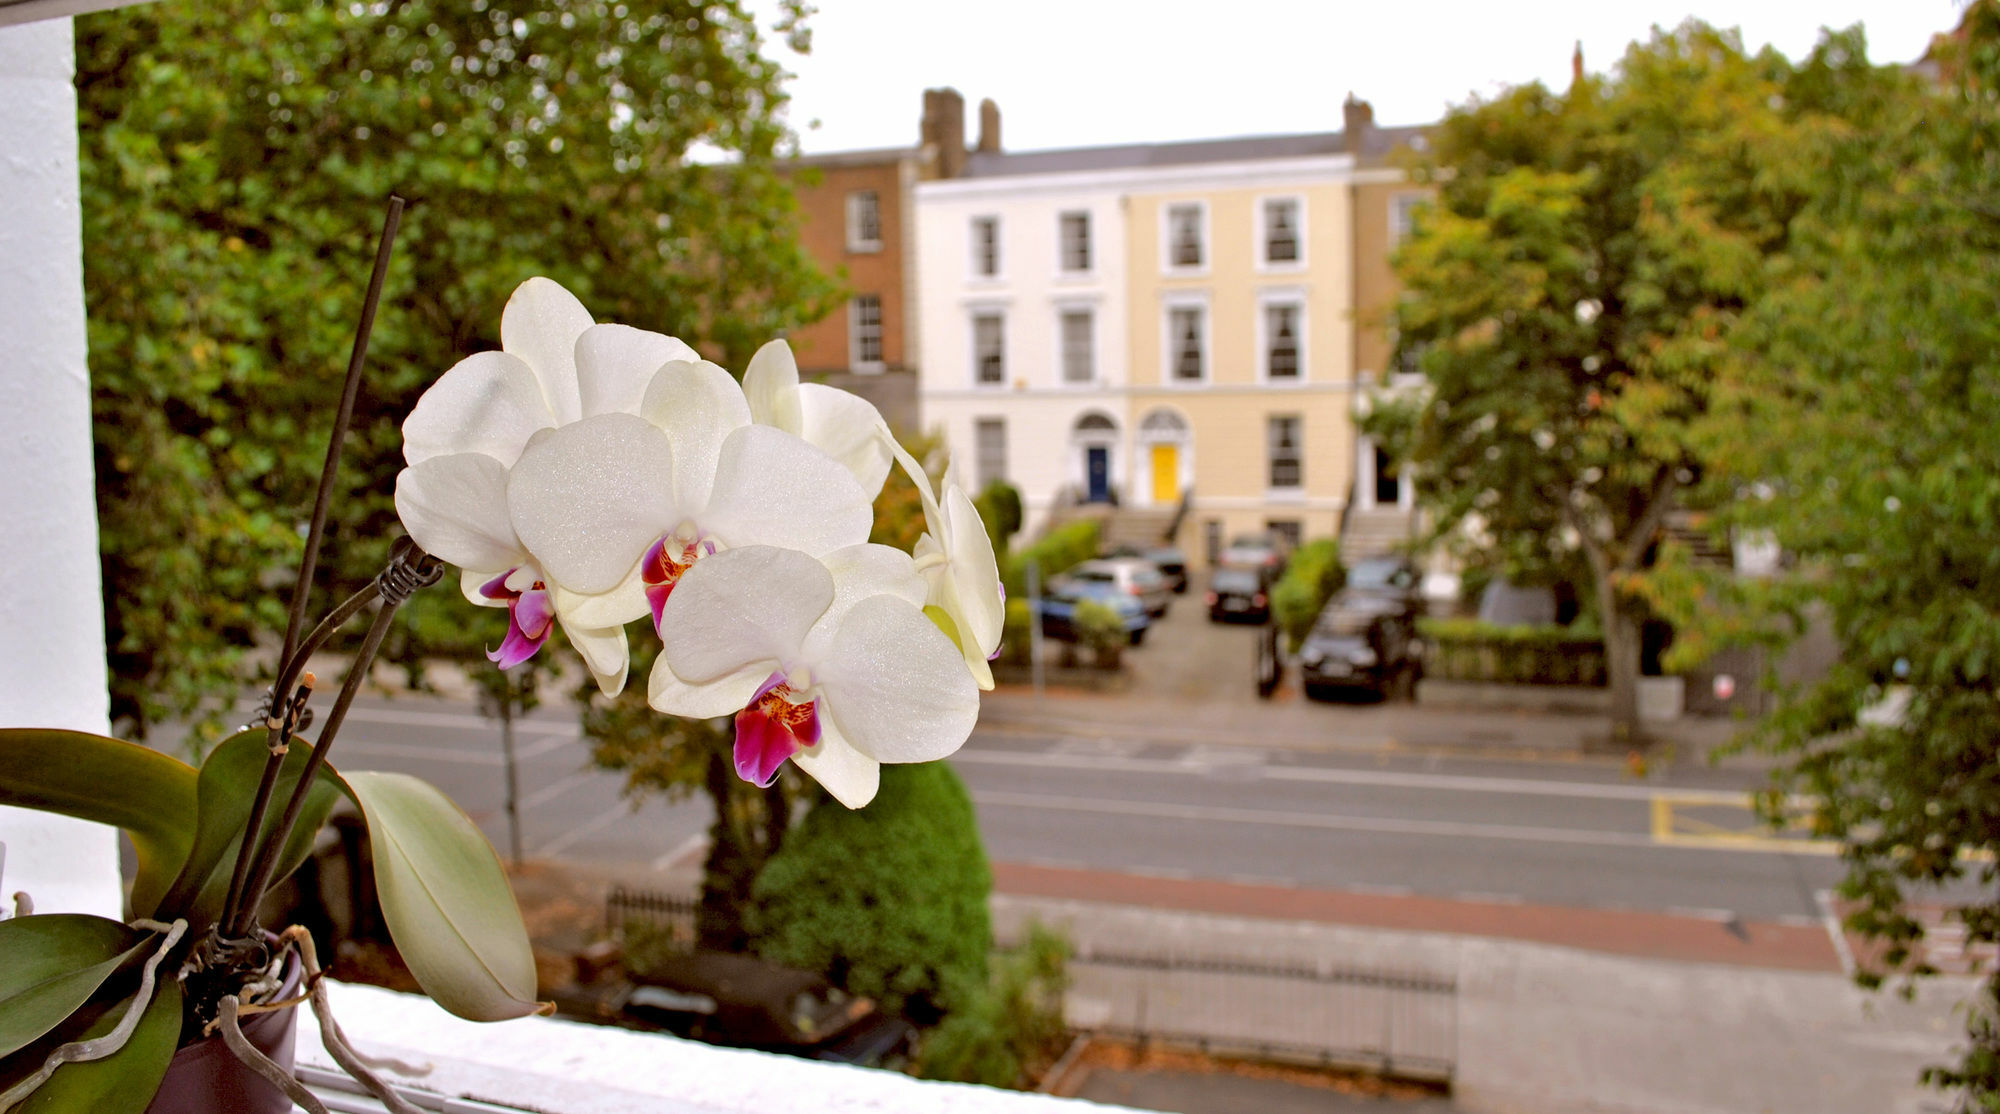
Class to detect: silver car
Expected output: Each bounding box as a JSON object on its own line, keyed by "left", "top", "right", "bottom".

{"left": 1056, "top": 558, "right": 1173, "bottom": 618}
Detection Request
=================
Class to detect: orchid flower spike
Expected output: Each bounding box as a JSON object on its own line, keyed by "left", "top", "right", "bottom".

{"left": 742, "top": 339, "right": 896, "bottom": 498}
{"left": 395, "top": 277, "right": 696, "bottom": 695}
{"left": 649, "top": 545, "right": 979, "bottom": 808}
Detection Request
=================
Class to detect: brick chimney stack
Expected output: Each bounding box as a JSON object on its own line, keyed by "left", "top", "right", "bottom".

{"left": 977, "top": 98, "right": 1001, "bottom": 154}
{"left": 1342, "top": 93, "right": 1374, "bottom": 155}
{"left": 921, "top": 87, "right": 966, "bottom": 179}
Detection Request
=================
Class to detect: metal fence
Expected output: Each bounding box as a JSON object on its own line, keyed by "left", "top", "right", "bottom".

{"left": 1068, "top": 948, "right": 1457, "bottom": 1081}
{"left": 604, "top": 885, "right": 697, "bottom": 949}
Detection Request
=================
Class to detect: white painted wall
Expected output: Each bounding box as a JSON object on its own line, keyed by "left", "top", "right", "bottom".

{"left": 0, "top": 16, "right": 123, "bottom": 920}
{"left": 917, "top": 171, "right": 1130, "bottom": 519}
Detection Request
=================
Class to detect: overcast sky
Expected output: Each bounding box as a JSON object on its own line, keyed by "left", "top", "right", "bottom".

{"left": 754, "top": 1, "right": 1966, "bottom": 154}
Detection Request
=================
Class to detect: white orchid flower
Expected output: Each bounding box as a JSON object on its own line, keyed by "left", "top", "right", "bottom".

{"left": 394, "top": 277, "right": 696, "bottom": 695}
{"left": 741, "top": 338, "right": 896, "bottom": 498}
{"left": 503, "top": 359, "right": 874, "bottom": 641}
{"left": 886, "top": 444, "right": 1005, "bottom": 690}
{"left": 649, "top": 545, "right": 979, "bottom": 808}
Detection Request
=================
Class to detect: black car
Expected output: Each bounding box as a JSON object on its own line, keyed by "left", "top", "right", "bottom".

{"left": 556, "top": 951, "right": 914, "bottom": 1067}
{"left": 1342, "top": 555, "right": 1423, "bottom": 605}
{"left": 1298, "top": 594, "right": 1422, "bottom": 701}
{"left": 1206, "top": 564, "right": 1272, "bottom": 623}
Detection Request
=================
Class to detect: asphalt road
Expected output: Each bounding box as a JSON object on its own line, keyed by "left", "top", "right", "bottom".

{"left": 320, "top": 682, "right": 1846, "bottom": 926}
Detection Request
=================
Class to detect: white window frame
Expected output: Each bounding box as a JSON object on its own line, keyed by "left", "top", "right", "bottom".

{"left": 974, "top": 417, "right": 1007, "bottom": 490}
{"left": 1390, "top": 191, "right": 1425, "bottom": 249}
{"left": 1160, "top": 293, "right": 1211, "bottom": 387}
{"left": 1057, "top": 305, "right": 1096, "bottom": 386}
{"left": 1257, "top": 195, "right": 1306, "bottom": 271}
{"left": 1058, "top": 209, "right": 1093, "bottom": 275}
{"left": 1161, "top": 201, "right": 1208, "bottom": 276}
{"left": 1255, "top": 290, "right": 1308, "bottom": 385}
{"left": 845, "top": 190, "right": 882, "bottom": 253}
{"left": 971, "top": 310, "right": 1007, "bottom": 388}
{"left": 848, "top": 294, "right": 884, "bottom": 372}
{"left": 1267, "top": 414, "right": 1305, "bottom": 493}
{"left": 969, "top": 215, "right": 1002, "bottom": 279}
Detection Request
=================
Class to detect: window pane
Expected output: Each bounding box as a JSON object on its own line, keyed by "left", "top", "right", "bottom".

{"left": 974, "top": 314, "right": 1005, "bottom": 383}
{"left": 1061, "top": 311, "right": 1094, "bottom": 382}
{"left": 972, "top": 217, "right": 998, "bottom": 276}
{"left": 852, "top": 296, "right": 882, "bottom": 365}
{"left": 1061, "top": 212, "right": 1091, "bottom": 272}
{"left": 1169, "top": 205, "right": 1202, "bottom": 267}
{"left": 1171, "top": 307, "right": 1203, "bottom": 380}
{"left": 975, "top": 418, "right": 1006, "bottom": 489}
{"left": 1265, "top": 200, "right": 1299, "bottom": 263}
{"left": 849, "top": 191, "right": 881, "bottom": 247}
{"left": 1267, "top": 304, "right": 1299, "bottom": 379}
{"left": 1268, "top": 415, "right": 1302, "bottom": 488}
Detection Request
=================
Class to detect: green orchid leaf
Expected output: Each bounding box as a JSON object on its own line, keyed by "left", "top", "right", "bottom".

{"left": 8, "top": 965, "right": 182, "bottom": 1114}
{"left": 0, "top": 916, "right": 151, "bottom": 1060}
{"left": 0, "top": 729, "right": 198, "bottom": 918}
{"left": 336, "top": 770, "right": 542, "bottom": 1021}
{"left": 156, "top": 728, "right": 342, "bottom": 929}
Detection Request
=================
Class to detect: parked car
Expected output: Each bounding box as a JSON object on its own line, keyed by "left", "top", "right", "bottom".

{"left": 556, "top": 950, "right": 914, "bottom": 1067}
{"left": 1057, "top": 557, "right": 1172, "bottom": 617}
{"left": 1342, "top": 554, "right": 1423, "bottom": 606}
{"left": 1298, "top": 594, "right": 1422, "bottom": 701}
{"left": 1033, "top": 578, "right": 1152, "bottom": 645}
{"left": 1219, "top": 532, "right": 1290, "bottom": 574}
{"left": 1206, "top": 564, "right": 1273, "bottom": 623}
{"left": 1105, "top": 542, "right": 1189, "bottom": 593}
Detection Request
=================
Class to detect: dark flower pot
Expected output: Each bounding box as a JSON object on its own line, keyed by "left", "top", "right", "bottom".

{"left": 145, "top": 953, "right": 302, "bottom": 1114}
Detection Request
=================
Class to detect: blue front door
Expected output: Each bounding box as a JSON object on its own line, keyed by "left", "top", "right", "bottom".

{"left": 1086, "top": 447, "right": 1110, "bottom": 503}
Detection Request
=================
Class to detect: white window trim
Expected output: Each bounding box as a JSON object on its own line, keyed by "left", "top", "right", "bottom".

{"left": 969, "top": 214, "right": 1003, "bottom": 282}
{"left": 969, "top": 307, "right": 1007, "bottom": 389}
{"left": 1254, "top": 289, "right": 1309, "bottom": 386}
{"left": 1160, "top": 200, "right": 1209, "bottom": 277}
{"left": 1056, "top": 209, "right": 1095, "bottom": 279}
{"left": 1255, "top": 194, "right": 1307, "bottom": 272}
{"left": 1159, "top": 291, "right": 1212, "bottom": 388}
{"left": 847, "top": 295, "right": 884, "bottom": 373}
{"left": 1054, "top": 303, "right": 1098, "bottom": 388}
{"left": 845, "top": 190, "right": 882, "bottom": 253}
{"left": 1267, "top": 413, "right": 1306, "bottom": 495}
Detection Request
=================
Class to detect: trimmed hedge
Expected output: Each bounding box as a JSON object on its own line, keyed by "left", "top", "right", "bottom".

{"left": 1270, "top": 539, "right": 1344, "bottom": 651}
{"left": 916, "top": 922, "right": 1072, "bottom": 1089}
{"left": 1001, "top": 518, "right": 1100, "bottom": 600}
{"left": 750, "top": 762, "right": 992, "bottom": 1023}
{"left": 1417, "top": 618, "right": 1608, "bottom": 686}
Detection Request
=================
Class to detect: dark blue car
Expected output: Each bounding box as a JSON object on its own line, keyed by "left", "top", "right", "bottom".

{"left": 1032, "top": 579, "right": 1152, "bottom": 645}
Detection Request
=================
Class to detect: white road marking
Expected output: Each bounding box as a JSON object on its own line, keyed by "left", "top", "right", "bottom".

{"left": 651, "top": 833, "right": 708, "bottom": 871}
{"left": 971, "top": 789, "right": 1661, "bottom": 848}
{"left": 1817, "top": 889, "right": 1859, "bottom": 978}
{"left": 534, "top": 805, "right": 631, "bottom": 858}
{"left": 519, "top": 769, "right": 598, "bottom": 810}
{"left": 956, "top": 746, "right": 1743, "bottom": 804}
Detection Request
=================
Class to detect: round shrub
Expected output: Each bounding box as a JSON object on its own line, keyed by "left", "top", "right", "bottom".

{"left": 749, "top": 761, "right": 992, "bottom": 1023}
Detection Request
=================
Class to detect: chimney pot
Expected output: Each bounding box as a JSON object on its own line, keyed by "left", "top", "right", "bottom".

{"left": 920, "top": 87, "right": 967, "bottom": 179}
{"left": 977, "top": 98, "right": 1001, "bottom": 154}
{"left": 1343, "top": 94, "right": 1374, "bottom": 156}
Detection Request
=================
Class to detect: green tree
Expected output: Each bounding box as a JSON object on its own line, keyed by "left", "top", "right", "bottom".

{"left": 76, "top": 0, "right": 838, "bottom": 742}
{"left": 1653, "top": 9, "right": 2000, "bottom": 1102}
{"left": 750, "top": 762, "right": 992, "bottom": 1024}
{"left": 1370, "top": 22, "right": 1872, "bottom": 740}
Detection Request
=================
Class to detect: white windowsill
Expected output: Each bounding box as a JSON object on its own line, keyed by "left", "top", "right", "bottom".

{"left": 298, "top": 981, "right": 1135, "bottom": 1114}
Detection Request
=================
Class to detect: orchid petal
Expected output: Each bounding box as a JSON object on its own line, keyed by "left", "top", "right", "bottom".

{"left": 395, "top": 454, "right": 527, "bottom": 574}
{"left": 939, "top": 483, "right": 1005, "bottom": 653}
{"left": 741, "top": 338, "right": 804, "bottom": 435}
{"left": 575, "top": 323, "right": 698, "bottom": 419}
{"left": 402, "top": 351, "right": 554, "bottom": 467}
{"left": 658, "top": 546, "right": 832, "bottom": 684}
{"left": 514, "top": 587, "right": 555, "bottom": 639}
{"left": 639, "top": 360, "right": 753, "bottom": 512}
{"left": 487, "top": 621, "right": 547, "bottom": 669}
{"left": 798, "top": 383, "right": 895, "bottom": 496}
{"left": 560, "top": 616, "right": 630, "bottom": 697}
{"left": 799, "top": 544, "right": 927, "bottom": 665}
{"left": 550, "top": 568, "right": 650, "bottom": 630}
{"left": 507, "top": 413, "right": 679, "bottom": 595}
{"left": 647, "top": 656, "right": 771, "bottom": 719}
{"left": 792, "top": 718, "right": 881, "bottom": 808}
{"left": 501, "top": 277, "right": 593, "bottom": 425}
{"left": 461, "top": 568, "right": 510, "bottom": 608}
{"left": 699, "top": 425, "right": 874, "bottom": 555}
{"left": 818, "top": 594, "right": 979, "bottom": 764}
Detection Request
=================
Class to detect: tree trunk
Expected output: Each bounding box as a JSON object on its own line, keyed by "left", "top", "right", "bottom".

{"left": 1596, "top": 572, "right": 1644, "bottom": 745}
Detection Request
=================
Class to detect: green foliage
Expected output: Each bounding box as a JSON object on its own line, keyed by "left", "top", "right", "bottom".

{"left": 995, "top": 597, "right": 1034, "bottom": 667}
{"left": 1369, "top": 22, "right": 1888, "bottom": 736}
{"left": 75, "top": 0, "right": 836, "bottom": 743}
{"left": 751, "top": 762, "right": 992, "bottom": 1023}
{"left": 973, "top": 481, "right": 1024, "bottom": 559}
{"left": 916, "top": 923, "right": 1072, "bottom": 1089}
{"left": 1270, "top": 538, "right": 1343, "bottom": 650}
{"left": 1072, "top": 600, "right": 1126, "bottom": 666}
{"left": 1416, "top": 618, "right": 1608, "bottom": 686}
{"left": 1002, "top": 520, "right": 1101, "bottom": 600}
{"left": 1643, "top": 6, "right": 2000, "bottom": 1100}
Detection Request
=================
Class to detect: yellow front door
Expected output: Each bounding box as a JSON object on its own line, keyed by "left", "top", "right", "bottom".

{"left": 1150, "top": 443, "right": 1180, "bottom": 504}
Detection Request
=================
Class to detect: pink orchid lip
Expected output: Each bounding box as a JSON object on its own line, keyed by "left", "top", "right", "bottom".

{"left": 732, "top": 672, "right": 821, "bottom": 786}
{"left": 642, "top": 534, "right": 718, "bottom": 636}
{"left": 481, "top": 567, "right": 553, "bottom": 669}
